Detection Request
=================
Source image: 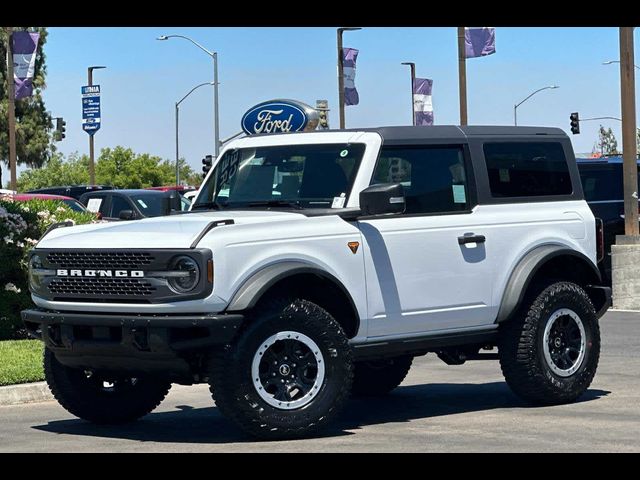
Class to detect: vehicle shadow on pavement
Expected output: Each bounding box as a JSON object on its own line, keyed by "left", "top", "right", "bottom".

{"left": 31, "top": 382, "right": 610, "bottom": 444}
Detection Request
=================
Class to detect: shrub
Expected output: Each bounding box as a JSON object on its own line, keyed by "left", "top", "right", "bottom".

{"left": 0, "top": 198, "right": 97, "bottom": 339}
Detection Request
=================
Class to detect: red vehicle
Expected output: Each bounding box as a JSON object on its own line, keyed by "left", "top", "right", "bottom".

{"left": 145, "top": 185, "right": 197, "bottom": 193}
{"left": 7, "top": 193, "right": 91, "bottom": 213}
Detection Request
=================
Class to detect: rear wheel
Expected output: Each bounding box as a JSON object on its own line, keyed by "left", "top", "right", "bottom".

{"left": 352, "top": 355, "right": 413, "bottom": 397}
{"left": 499, "top": 281, "right": 600, "bottom": 405}
{"left": 44, "top": 348, "right": 171, "bottom": 424}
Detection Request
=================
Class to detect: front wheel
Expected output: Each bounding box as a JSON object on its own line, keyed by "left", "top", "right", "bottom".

{"left": 499, "top": 281, "right": 600, "bottom": 405}
{"left": 44, "top": 348, "right": 171, "bottom": 424}
{"left": 209, "top": 298, "right": 354, "bottom": 439}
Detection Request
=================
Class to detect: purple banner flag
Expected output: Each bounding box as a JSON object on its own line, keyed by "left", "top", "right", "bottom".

{"left": 465, "top": 27, "right": 496, "bottom": 59}
{"left": 11, "top": 31, "right": 40, "bottom": 100}
{"left": 413, "top": 78, "right": 433, "bottom": 126}
{"left": 342, "top": 48, "right": 359, "bottom": 106}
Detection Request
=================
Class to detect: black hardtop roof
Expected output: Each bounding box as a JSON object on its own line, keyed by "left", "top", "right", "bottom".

{"left": 81, "top": 189, "right": 169, "bottom": 197}
{"left": 245, "top": 125, "right": 567, "bottom": 144}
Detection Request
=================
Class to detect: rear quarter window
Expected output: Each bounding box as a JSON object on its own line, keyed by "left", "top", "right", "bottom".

{"left": 484, "top": 142, "right": 572, "bottom": 197}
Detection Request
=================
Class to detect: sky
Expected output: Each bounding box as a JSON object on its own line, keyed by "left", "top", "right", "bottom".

{"left": 16, "top": 27, "right": 640, "bottom": 177}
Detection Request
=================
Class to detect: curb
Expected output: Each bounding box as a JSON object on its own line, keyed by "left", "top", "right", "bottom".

{"left": 0, "top": 382, "right": 53, "bottom": 406}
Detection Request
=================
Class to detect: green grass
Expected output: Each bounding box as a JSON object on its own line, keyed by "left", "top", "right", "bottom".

{"left": 0, "top": 340, "right": 45, "bottom": 386}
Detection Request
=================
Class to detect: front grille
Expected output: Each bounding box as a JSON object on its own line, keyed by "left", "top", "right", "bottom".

{"left": 49, "top": 277, "right": 156, "bottom": 297}
{"left": 47, "top": 251, "right": 155, "bottom": 269}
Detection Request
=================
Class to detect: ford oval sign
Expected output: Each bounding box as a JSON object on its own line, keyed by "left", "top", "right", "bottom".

{"left": 241, "top": 99, "right": 319, "bottom": 135}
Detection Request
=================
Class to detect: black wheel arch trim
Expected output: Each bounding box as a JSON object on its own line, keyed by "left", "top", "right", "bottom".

{"left": 496, "top": 245, "right": 605, "bottom": 323}
{"left": 225, "top": 261, "right": 360, "bottom": 323}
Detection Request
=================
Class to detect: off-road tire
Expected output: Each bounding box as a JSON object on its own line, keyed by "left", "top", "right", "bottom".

{"left": 44, "top": 348, "right": 171, "bottom": 424}
{"left": 352, "top": 355, "right": 413, "bottom": 397}
{"left": 499, "top": 281, "right": 600, "bottom": 405}
{"left": 209, "top": 298, "right": 354, "bottom": 440}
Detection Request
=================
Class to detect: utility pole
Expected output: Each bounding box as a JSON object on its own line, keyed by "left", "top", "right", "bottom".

{"left": 457, "top": 27, "right": 468, "bottom": 126}
{"left": 337, "top": 27, "right": 361, "bottom": 129}
{"left": 619, "top": 27, "right": 638, "bottom": 237}
{"left": 6, "top": 27, "right": 17, "bottom": 190}
{"left": 611, "top": 27, "right": 640, "bottom": 311}
{"left": 401, "top": 62, "right": 416, "bottom": 125}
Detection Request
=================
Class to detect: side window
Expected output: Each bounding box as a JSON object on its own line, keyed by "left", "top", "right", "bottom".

{"left": 484, "top": 142, "right": 572, "bottom": 197}
{"left": 371, "top": 146, "right": 470, "bottom": 215}
{"left": 109, "top": 196, "right": 132, "bottom": 218}
{"left": 85, "top": 195, "right": 106, "bottom": 214}
{"left": 579, "top": 165, "right": 622, "bottom": 202}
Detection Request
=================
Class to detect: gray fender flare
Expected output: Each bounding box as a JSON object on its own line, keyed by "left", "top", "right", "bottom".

{"left": 496, "top": 245, "right": 602, "bottom": 323}
{"left": 225, "top": 261, "right": 358, "bottom": 315}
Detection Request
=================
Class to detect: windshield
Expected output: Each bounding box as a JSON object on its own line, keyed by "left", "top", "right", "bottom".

{"left": 131, "top": 195, "right": 166, "bottom": 217}
{"left": 62, "top": 199, "right": 86, "bottom": 212}
{"left": 194, "top": 143, "right": 365, "bottom": 210}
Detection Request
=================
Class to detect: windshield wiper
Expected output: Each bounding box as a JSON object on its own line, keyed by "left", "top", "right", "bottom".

{"left": 246, "top": 200, "right": 303, "bottom": 210}
{"left": 191, "top": 201, "right": 224, "bottom": 211}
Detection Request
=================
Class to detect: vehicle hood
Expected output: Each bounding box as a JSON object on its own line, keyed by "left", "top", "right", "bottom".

{"left": 37, "top": 210, "right": 307, "bottom": 249}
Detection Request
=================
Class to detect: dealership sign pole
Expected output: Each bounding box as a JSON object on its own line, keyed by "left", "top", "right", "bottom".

{"left": 84, "top": 66, "right": 105, "bottom": 185}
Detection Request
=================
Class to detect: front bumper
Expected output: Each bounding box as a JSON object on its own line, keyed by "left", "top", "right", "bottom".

{"left": 21, "top": 308, "right": 244, "bottom": 381}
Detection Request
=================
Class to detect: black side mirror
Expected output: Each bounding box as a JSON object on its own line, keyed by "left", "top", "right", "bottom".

{"left": 359, "top": 183, "right": 406, "bottom": 216}
{"left": 119, "top": 209, "right": 135, "bottom": 220}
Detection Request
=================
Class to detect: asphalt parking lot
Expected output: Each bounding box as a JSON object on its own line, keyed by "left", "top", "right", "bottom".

{"left": 0, "top": 310, "right": 638, "bottom": 452}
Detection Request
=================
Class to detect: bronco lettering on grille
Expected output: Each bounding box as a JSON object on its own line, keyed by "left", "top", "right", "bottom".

{"left": 56, "top": 269, "right": 144, "bottom": 278}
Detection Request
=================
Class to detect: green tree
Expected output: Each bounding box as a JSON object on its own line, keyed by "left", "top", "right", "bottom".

{"left": 17, "top": 146, "right": 202, "bottom": 191}
{"left": 597, "top": 125, "right": 619, "bottom": 155}
{"left": 1, "top": 27, "right": 53, "bottom": 187}
{"left": 16, "top": 152, "right": 89, "bottom": 191}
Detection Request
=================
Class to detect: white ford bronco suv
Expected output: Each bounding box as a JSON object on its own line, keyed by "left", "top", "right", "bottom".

{"left": 22, "top": 126, "right": 611, "bottom": 439}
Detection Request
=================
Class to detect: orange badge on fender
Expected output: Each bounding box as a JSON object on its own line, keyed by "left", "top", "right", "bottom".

{"left": 348, "top": 242, "right": 360, "bottom": 254}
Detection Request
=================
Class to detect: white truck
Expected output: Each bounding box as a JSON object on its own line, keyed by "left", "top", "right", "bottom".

{"left": 23, "top": 126, "right": 610, "bottom": 439}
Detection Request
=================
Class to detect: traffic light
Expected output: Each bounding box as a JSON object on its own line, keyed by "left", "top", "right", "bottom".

{"left": 202, "top": 154, "right": 213, "bottom": 178}
{"left": 570, "top": 112, "right": 580, "bottom": 135}
{"left": 54, "top": 117, "right": 66, "bottom": 141}
{"left": 57, "top": 117, "right": 66, "bottom": 139}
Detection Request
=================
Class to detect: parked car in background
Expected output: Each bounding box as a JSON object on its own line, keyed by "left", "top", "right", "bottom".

{"left": 577, "top": 156, "right": 640, "bottom": 285}
{"left": 0, "top": 188, "right": 17, "bottom": 196}
{"left": 79, "top": 189, "right": 190, "bottom": 221}
{"left": 8, "top": 193, "right": 91, "bottom": 213}
{"left": 27, "top": 185, "right": 113, "bottom": 200}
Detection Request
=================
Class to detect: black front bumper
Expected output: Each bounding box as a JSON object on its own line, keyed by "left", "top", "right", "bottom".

{"left": 22, "top": 309, "right": 244, "bottom": 381}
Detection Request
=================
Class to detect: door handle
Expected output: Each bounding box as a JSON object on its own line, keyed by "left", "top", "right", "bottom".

{"left": 458, "top": 234, "right": 486, "bottom": 245}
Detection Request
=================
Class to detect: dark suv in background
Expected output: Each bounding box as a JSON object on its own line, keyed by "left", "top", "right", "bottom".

{"left": 79, "top": 188, "right": 190, "bottom": 221}
{"left": 577, "top": 156, "right": 640, "bottom": 285}
{"left": 28, "top": 185, "right": 113, "bottom": 200}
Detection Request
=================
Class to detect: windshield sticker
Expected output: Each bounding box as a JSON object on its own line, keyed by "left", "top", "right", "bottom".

{"left": 452, "top": 185, "right": 467, "bottom": 204}
{"left": 86, "top": 198, "right": 102, "bottom": 213}
{"left": 331, "top": 196, "right": 346, "bottom": 209}
{"left": 218, "top": 150, "right": 241, "bottom": 184}
{"left": 499, "top": 168, "right": 510, "bottom": 183}
{"left": 137, "top": 199, "right": 148, "bottom": 209}
{"left": 340, "top": 149, "right": 349, "bottom": 158}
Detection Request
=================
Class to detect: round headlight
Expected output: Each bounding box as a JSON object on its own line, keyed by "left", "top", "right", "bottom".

{"left": 29, "top": 254, "right": 43, "bottom": 291}
{"left": 168, "top": 256, "right": 200, "bottom": 293}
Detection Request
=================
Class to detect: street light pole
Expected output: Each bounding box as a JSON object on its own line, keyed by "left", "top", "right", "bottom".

{"left": 6, "top": 27, "right": 17, "bottom": 191}
{"left": 175, "top": 82, "right": 214, "bottom": 187}
{"left": 401, "top": 62, "right": 416, "bottom": 125}
{"left": 87, "top": 66, "right": 106, "bottom": 185}
{"left": 157, "top": 35, "right": 219, "bottom": 159}
{"left": 513, "top": 85, "right": 559, "bottom": 126}
{"left": 337, "top": 27, "right": 361, "bottom": 129}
